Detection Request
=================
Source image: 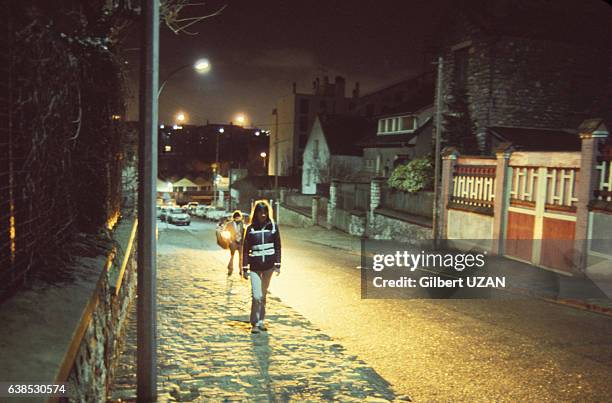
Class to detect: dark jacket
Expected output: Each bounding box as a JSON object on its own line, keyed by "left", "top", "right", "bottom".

{"left": 241, "top": 219, "right": 281, "bottom": 272}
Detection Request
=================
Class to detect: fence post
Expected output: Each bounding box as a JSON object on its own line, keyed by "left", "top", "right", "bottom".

{"left": 369, "top": 178, "right": 384, "bottom": 234}
{"left": 574, "top": 119, "right": 609, "bottom": 274}
{"left": 311, "top": 196, "right": 319, "bottom": 226}
{"left": 439, "top": 148, "right": 459, "bottom": 239}
{"left": 492, "top": 144, "right": 513, "bottom": 254}
{"left": 327, "top": 180, "right": 337, "bottom": 229}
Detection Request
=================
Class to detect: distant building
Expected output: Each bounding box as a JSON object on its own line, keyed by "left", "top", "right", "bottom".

{"left": 301, "top": 115, "right": 374, "bottom": 195}
{"left": 358, "top": 102, "right": 434, "bottom": 180}
{"left": 270, "top": 76, "right": 359, "bottom": 177}
{"left": 433, "top": 0, "right": 612, "bottom": 152}
{"left": 158, "top": 123, "right": 269, "bottom": 178}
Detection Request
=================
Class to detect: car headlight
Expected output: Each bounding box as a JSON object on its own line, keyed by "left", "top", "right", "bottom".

{"left": 221, "top": 230, "right": 231, "bottom": 240}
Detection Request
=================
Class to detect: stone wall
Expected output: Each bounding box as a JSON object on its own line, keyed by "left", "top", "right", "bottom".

{"left": 369, "top": 210, "right": 432, "bottom": 243}
{"left": 330, "top": 208, "right": 367, "bottom": 237}
{"left": 436, "top": 9, "right": 612, "bottom": 150}
{"left": 66, "top": 218, "right": 138, "bottom": 402}
{"left": 279, "top": 204, "right": 312, "bottom": 227}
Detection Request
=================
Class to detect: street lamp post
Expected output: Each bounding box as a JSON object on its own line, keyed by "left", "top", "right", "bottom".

{"left": 158, "top": 58, "right": 210, "bottom": 98}
{"left": 213, "top": 127, "right": 223, "bottom": 207}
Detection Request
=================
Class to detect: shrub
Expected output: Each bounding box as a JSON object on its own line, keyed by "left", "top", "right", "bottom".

{"left": 388, "top": 156, "right": 434, "bottom": 193}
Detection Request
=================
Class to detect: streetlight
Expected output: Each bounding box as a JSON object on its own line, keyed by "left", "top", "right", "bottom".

{"left": 260, "top": 151, "right": 267, "bottom": 169}
{"left": 213, "top": 127, "right": 224, "bottom": 206}
{"left": 234, "top": 113, "right": 247, "bottom": 126}
{"left": 158, "top": 57, "right": 211, "bottom": 98}
{"left": 175, "top": 111, "right": 186, "bottom": 124}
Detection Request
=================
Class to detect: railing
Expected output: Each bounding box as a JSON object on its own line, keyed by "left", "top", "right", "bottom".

{"left": 510, "top": 166, "right": 539, "bottom": 205}
{"left": 449, "top": 164, "right": 496, "bottom": 214}
{"left": 545, "top": 168, "right": 578, "bottom": 208}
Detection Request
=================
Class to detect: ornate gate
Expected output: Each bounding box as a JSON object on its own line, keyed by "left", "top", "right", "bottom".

{"left": 505, "top": 154, "right": 580, "bottom": 272}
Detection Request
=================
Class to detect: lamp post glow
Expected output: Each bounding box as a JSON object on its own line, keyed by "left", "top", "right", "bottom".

{"left": 158, "top": 58, "right": 211, "bottom": 98}
{"left": 175, "top": 112, "right": 186, "bottom": 124}
{"left": 260, "top": 151, "right": 267, "bottom": 168}
{"left": 234, "top": 114, "right": 246, "bottom": 126}
{"left": 193, "top": 58, "right": 211, "bottom": 73}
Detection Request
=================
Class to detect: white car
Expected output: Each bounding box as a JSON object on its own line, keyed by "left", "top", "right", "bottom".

{"left": 166, "top": 207, "right": 191, "bottom": 226}
{"left": 205, "top": 207, "right": 227, "bottom": 221}
{"left": 195, "top": 205, "right": 212, "bottom": 218}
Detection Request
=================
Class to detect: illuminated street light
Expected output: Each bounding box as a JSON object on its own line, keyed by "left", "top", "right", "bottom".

{"left": 260, "top": 152, "right": 267, "bottom": 158}
{"left": 158, "top": 57, "right": 212, "bottom": 98}
{"left": 218, "top": 127, "right": 224, "bottom": 133}
{"left": 175, "top": 112, "right": 187, "bottom": 123}
{"left": 235, "top": 114, "right": 246, "bottom": 126}
{"left": 193, "top": 58, "right": 211, "bottom": 73}
{"left": 255, "top": 131, "right": 260, "bottom": 136}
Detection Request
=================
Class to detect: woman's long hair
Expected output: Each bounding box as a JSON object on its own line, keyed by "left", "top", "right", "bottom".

{"left": 249, "top": 199, "right": 275, "bottom": 226}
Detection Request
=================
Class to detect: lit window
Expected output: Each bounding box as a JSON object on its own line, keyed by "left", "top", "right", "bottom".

{"left": 164, "top": 145, "right": 172, "bottom": 152}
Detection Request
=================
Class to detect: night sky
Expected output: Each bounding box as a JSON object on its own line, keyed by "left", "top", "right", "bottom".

{"left": 123, "top": 0, "right": 446, "bottom": 127}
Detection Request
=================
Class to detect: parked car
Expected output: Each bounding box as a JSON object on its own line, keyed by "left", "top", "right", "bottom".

{"left": 159, "top": 206, "right": 170, "bottom": 222}
{"left": 167, "top": 207, "right": 191, "bottom": 226}
{"left": 186, "top": 202, "right": 199, "bottom": 215}
{"left": 205, "top": 207, "right": 227, "bottom": 221}
{"left": 156, "top": 205, "right": 162, "bottom": 219}
{"left": 195, "top": 205, "right": 212, "bottom": 218}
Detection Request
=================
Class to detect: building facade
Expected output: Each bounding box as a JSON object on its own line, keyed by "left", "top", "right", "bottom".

{"left": 434, "top": 0, "right": 612, "bottom": 152}
{"left": 270, "top": 76, "right": 359, "bottom": 177}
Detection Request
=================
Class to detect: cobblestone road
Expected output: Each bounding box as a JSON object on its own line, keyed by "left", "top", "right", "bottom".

{"left": 109, "top": 224, "right": 406, "bottom": 402}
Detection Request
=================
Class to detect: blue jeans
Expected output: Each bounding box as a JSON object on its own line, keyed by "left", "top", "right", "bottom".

{"left": 250, "top": 268, "right": 274, "bottom": 326}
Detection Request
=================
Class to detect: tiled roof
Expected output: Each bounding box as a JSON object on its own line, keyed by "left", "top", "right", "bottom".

{"left": 488, "top": 126, "right": 580, "bottom": 151}
{"left": 319, "top": 115, "right": 376, "bottom": 156}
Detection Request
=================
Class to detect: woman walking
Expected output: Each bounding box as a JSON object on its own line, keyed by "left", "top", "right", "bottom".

{"left": 241, "top": 200, "right": 281, "bottom": 334}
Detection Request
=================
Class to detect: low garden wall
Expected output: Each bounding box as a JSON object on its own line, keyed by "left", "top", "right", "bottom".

{"left": 0, "top": 216, "right": 138, "bottom": 402}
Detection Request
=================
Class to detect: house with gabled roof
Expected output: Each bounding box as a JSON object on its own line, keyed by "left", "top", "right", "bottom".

{"left": 301, "top": 115, "right": 375, "bottom": 195}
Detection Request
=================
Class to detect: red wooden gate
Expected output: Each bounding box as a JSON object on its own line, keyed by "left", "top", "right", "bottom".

{"left": 505, "top": 158, "right": 579, "bottom": 273}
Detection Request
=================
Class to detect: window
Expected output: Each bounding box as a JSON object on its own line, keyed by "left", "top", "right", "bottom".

{"left": 300, "top": 98, "right": 309, "bottom": 114}
{"left": 453, "top": 47, "right": 469, "bottom": 89}
{"left": 313, "top": 139, "right": 319, "bottom": 160}
{"left": 299, "top": 116, "right": 309, "bottom": 132}
{"left": 401, "top": 116, "right": 416, "bottom": 131}
{"left": 377, "top": 115, "right": 417, "bottom": 134}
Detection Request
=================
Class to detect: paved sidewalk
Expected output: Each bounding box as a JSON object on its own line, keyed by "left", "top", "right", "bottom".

{"left": 109, "top": 242, "right": 407, "bottom": 402}
{"left": 286, "top": 225, "right": 612, "bottom": 316}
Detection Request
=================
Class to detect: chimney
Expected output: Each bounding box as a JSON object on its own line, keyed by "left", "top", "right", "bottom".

{"left": 292, "top": 82, "right": 297, "bottom": 94}
{"left": 352, "top": 82, "right": 360, "bottom": 98}
{"left": 334, "top": 76, "right": 345, "bottom": 98}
